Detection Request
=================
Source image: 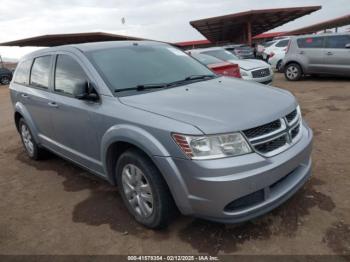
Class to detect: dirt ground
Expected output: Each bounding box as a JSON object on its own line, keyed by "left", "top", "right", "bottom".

{"left": 0, "top": 73, "right": 349, "bottom": 255}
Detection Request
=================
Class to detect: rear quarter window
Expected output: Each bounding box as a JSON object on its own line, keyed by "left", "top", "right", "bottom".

{"left": 13, "top": 60, "right": 32, "bottom": 85}
{"left": 326, "top": 35, "right": 350, "bottom": 48}
{"left": 297, "top": 37, "right": 325, "bottom": 48}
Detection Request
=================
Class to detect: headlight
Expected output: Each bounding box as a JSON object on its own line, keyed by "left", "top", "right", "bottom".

{"left": 172, "top": 133, "right": 252, "bottom": 160}
{"left": 297, "top": 105, "right": 302, "bottom": 121}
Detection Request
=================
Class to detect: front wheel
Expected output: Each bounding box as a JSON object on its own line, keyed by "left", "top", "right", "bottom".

{"left": 116, "top": 149, "right": 176, "bottom": 229}
{"left": 284, "top": 63, "right": 302, "bottom": 81}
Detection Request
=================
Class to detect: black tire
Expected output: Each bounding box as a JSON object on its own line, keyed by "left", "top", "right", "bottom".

{"left": 276, "top": 60, "right": 283, "bottom": 72}
{"left": 0, "top": 76, "right": 11, "bottom": 85}
{"left": 116, "top": 148, "right": 176, "bottom": 229}
{"left": 18, "top": 118, "right": 47, "bottom": 160}
{"left": 284, "top": 63, "right": 302, "bottom": 81}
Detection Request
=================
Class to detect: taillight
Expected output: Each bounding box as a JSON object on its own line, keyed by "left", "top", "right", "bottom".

{"left": 234, "top": 68, "right": 241, "bottom": 78}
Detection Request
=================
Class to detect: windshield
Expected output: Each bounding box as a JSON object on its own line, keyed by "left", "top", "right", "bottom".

{"left": 87, "top": 44, "right": 215, "bottom": 92}
{"left": 201, "top": 49, "right": 239, "bottom": 61}
{"left": 191, "top": 53, "right": 224, "bottom": 65}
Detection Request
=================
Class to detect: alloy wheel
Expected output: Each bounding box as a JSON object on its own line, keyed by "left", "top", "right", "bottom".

{"left": 121, "top": 164, "right": 154, "bottom": 218}
{"left": 286, "top": 66, "right": 299, "bottom": 80}
{"left": 21, "top": 124, "right": 34, "bottom": 155}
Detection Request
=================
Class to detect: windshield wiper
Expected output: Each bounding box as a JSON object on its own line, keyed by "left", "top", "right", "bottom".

{"left": 167, "top": 74, "right": 217, "bottom": 87}
{"left": 114, "top": 75, "right": 216, "bottom": 93}
{"left": 185, "top": 74, "right": 216, "bottom": 81}
{"left": 114, "top": 83, "right": 167, "bottom": 93}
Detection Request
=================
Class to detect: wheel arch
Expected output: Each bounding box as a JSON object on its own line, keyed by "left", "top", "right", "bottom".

{"left": 101, "top": 124, "right": 170, "bottom": 185}
{"left": 285, "top": 61, "right": 304, "bottom": 74}
{"left": 101, "top": 125, "right": 192, "bottom": 214}
{"left": 14, "top": 102, "right": 40, "bottom": 143}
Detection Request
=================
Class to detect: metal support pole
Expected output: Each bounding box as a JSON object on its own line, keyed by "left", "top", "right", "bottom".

{"left": 247, "top": 21, "right": 252, "bottom": 46}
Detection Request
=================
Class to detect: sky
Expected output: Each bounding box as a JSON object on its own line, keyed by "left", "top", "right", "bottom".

{"left": 0, "top": 0, "right": 349, "bottom": 60}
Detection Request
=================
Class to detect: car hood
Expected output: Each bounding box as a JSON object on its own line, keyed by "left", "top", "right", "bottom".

{"left": 120, "top": 77, "right": 297, "bottom": 134}
{"left": 228, "top": 59, "right": 270, "bottom": 71}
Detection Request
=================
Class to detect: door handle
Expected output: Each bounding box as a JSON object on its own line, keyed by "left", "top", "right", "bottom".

{"left": 21, "top": 93, "right": 29, "bottom": 98}
{"left": 48, "top": 102, "right": 58, "bottom": 108}
{"left": 299, "top": 51, "right": 305, "bottom": 54}
{"left": 326, "top": 51, "right": 333, "bottom": 55}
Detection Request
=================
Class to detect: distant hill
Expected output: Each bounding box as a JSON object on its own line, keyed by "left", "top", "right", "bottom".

{"left": 3, "top": 62, "right": 17, "bottom": 70}
{"left": 1, "top": 57, "right": 18, "bottom": 63}
{"left": 1, "top": 55, "right": 18, "bottom": 70}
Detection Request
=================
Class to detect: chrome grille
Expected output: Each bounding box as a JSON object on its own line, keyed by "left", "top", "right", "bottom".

{"left": 290, "top": 123, "right": 301, "bottom": 139}
{"left": 243, "top": 120, "right": 281, "bottom": 139}
{"left": 286, "top": 109, "right": 297, "bottom": 123}
{"left": 243, "top": 108, "right": 302, "bottom": 157}
{"left": 254, "top": 134, "right": 288, "bottom": 154}
{"left": 252, "top": 68, "right": 270, "bottom": 78}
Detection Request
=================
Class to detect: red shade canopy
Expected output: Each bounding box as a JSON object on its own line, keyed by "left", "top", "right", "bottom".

{"left": 190, "top": 6, "right": 321, "bottom": 44}
{"left": 0, "top": 32, "right": 145, "bottom": 47}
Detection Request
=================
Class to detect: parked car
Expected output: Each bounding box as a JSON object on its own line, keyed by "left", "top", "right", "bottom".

{"left": 0, "top": 67, "right": 13, "bottom": 85}
{"left": 272, "top": 36, "right": 292, "bottom": 41}
{"left": 223, "top": 44, "right": 255, "bottom": 59}
{"left": 188, "top": 52, "right": 241, "bottom": 78}
{"left": 189, "top": 47, "right": 273, "bottom": 84}
{"left": 281, "top": 33, "right": 350, "bottom": 81}
{"left": 262, "top": 38, "right": 290, "bottom": 61}
{"left": 10, "top": 41, "right": 313, "bottom": 229}
{"left": 268, "top": 49, "right": 286, "bottom": 72}
{"left": 256, "top": 41, "right": 276, "bottom": 59}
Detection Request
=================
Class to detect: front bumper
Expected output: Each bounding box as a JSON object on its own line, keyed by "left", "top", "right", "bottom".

{"left": 154, "top": 122, "right": 313, "bottom": 223}
{"left": 241, "top": 69, "right": 274, "bottom": 85}
{"left": 242, "top": 73, "right": 273, "bottom": 85}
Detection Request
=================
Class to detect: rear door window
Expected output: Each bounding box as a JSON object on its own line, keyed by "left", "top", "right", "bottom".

{"left": 297, "top": 37, "right": 325, "bottom": 48}
{"left": 30, "top": 56, "right": 52, "bottom": 89}
{"left": 325, "top": 35, "right": 350, "bottom": 49}
{"left": 54, "top": 54, "right": 88, "bottom": 96}
{"left": 14, "top": 60, "right": 32, "bottom": 85}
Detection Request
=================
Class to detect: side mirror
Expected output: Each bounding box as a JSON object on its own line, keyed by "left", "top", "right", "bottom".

{"left": 345, "top": 43, "right": 350, "bottom": 49}
{"left": 75, "top": 81, "right": 99, "bottom": 102}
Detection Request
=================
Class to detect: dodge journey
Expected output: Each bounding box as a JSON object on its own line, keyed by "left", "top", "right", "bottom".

{"left": 10, "top": 41, "right": 313, "bottom": 228}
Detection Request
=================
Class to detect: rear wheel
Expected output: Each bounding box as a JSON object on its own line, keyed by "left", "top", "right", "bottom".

{"left": 0, "top": 76, "right": 11, "bottom": 85}
{"left": 116, "top": 148, "right": 176, "bottom": 229}
{"left": 285, "top": 63, "right": 302, "bottom": 81}
{"left": 18, "top": 118, "right": 46, "bottom": 160}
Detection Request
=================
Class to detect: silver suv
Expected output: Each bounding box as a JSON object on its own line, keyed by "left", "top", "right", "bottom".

{"left": 282, "top": 33, "right": 350, "bottom": 81}
{"left": 10, "top": 41, "right": 313, "bottom": 228}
